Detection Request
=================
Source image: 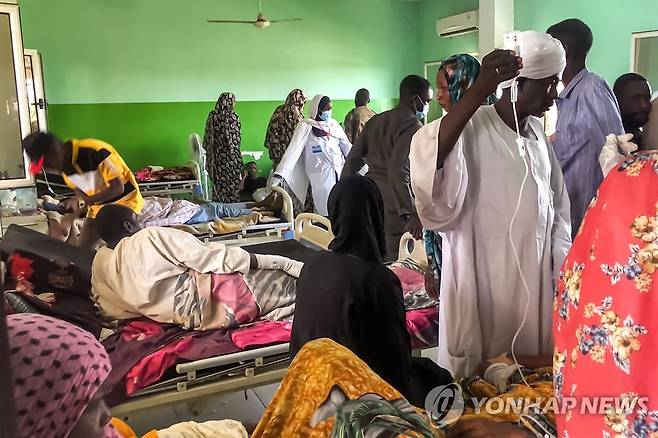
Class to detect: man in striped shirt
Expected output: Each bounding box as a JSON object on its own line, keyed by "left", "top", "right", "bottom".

{"left": 547, "top": 19, "right": 624, "bottom": 237}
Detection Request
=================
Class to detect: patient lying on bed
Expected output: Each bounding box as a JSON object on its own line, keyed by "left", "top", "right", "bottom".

{"left": 138, "top": 190, "right": 284, "bottom": 227}
{"left": 91, "top": 204, "right": 302, "bottom": 330}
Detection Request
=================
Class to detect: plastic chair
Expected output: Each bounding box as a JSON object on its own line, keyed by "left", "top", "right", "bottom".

{"left": 398, "top": 232, "right": 428, "bottom": 268}
{"left": 294, "top": 213, "right": 334, "bottom": 249}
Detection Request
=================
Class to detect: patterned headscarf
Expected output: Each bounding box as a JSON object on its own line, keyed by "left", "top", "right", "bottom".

{"left": 8, "top": 313, "right": 112, "bottom": 438}
{"left": 440, "top": 54, "right": 497, "bottom": 106}
{"left": 207, "top": 92, "right": 240, "bottom": 140}
{"left": 265, "top": 89, "right": 306, "bottom": 167}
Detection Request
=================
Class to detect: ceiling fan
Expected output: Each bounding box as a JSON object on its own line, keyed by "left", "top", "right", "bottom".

{"left": 208, "top": 0, "right": 303, "bottom": 29}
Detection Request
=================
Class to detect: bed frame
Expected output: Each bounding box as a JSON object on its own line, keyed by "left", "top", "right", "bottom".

{"left": 197, "top": 186, "right": 295, "bottom": 247}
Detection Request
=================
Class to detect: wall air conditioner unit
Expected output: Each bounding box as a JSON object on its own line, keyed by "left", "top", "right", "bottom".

{"left": 436, "top": 10, "right": 479, "bottom": 38}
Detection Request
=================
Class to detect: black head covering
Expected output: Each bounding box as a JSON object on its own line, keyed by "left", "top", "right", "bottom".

{"left": 327, "top": 176, "right": 386, "bottom": 263}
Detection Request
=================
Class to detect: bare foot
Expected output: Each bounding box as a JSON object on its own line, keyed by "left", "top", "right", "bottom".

{"left": 251, "top": 191, "right": 283, "bottom": 215}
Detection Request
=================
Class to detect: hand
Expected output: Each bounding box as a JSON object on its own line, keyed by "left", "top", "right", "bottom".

{"left": 475, "top": 50, "right": 523, "bottom": 96}
{"left": 424, "top": 267, "right": 440, "bottom": 300}
{"left": 58, "top": 197, "right": 84, "bottom": 214}
{"left": 74, "top": 189, "right": 91, "bottom": 204}
{"left": 405, "top": 213, "right": 424, "bottom": 241}
{"left": 617, "top": 133, "right": 638, "bottom": 157}
{"left": 448, "top": 418, "right": 532, "bottom": 438}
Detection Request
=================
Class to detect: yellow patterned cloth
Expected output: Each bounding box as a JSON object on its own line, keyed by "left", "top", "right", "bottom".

{"left": 253, "top": 339, "right": 442, "bottom": 437}
{"left": 457, "top": 368, "right": 554, "bottom": 426}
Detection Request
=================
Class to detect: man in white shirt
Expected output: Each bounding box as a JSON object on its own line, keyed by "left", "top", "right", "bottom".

{"left": 91, "top": 204, "right": 302, "bottom": 330}
{"left": 410, "top": 32, "right": 572, "bottom": 377}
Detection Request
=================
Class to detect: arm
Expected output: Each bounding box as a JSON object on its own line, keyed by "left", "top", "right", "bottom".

{"left": 341, "top": 125, "right": 368, "bottom": 177}
{"left": 76, "top": 152, "right": 128, "bottom": 206}
{"left": 343, "top": 111, "right": 354, "bottom": 142}
{"left": 154, "top": 228, "right": 252, "bottom": 275}
{"left": 549, "top": 144, "right": 572, "bottom": 279}
{"left": 436, "top": 50, "right": 521, "bottom": 168}
{"left": 387, "top": 122, "right": 419, "bottom": 218}
{"left": 76, "top": 178, "right": 124, "bottom": 206}
{"left": 337, "top": 134, "right": 352, "bottom": 158}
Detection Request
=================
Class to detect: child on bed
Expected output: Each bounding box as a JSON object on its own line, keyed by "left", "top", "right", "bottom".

{"left": 91, "top": 204, "right": 302, "bottom": 330}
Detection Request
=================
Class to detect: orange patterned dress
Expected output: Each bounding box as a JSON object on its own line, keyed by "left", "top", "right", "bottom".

{"left": 253, "top": 338, "right": 441, "bottom": 437}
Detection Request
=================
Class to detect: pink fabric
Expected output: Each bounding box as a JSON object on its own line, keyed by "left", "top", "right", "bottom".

{"left": 7, "top": 313, "right": 111, "bottom": 438}
{"left": 211, "top": 273, "right": 259, "bottom": 326}
{"left": 389, "top": 266, "right": 425, "bottom": 296}
{"left": 125, "top": 336, "right": 194, "bottom": 395}
{"left": 231, "top": 321, "right": 292, "bottom": 349}
{"left": 121, "top": 320, "right": 163, "bottom": 342}
{"left": 118, "top": 309, "right": 439, "bottom": 395}
{"left": 406, "top": 306, "right": 439, "bottom": 349}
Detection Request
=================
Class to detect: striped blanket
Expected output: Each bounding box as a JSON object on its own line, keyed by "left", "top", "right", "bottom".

{"left": 242, "top": 269, "right": 296, "bottom": 321}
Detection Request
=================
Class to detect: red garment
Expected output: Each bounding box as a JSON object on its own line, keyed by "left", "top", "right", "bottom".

{"left": 554, "top": 152, "right": 658, "bottom": 437}
{"left": 125, "top": 336, "right": 193, "bottom": 395}
{"left": 121, "top": 320, "right": 163, "bottom": 342}
{"left": 231, "top": 321, "right": 292, "bottom": 349}
{"left": 211, "top": 273, "right": 259, "bottom": 326}
{"left": 389, "top": 266, "right": 425, "bottom": 296}
{"left": 406, "top": 306, "right": 439, "bottom": 349}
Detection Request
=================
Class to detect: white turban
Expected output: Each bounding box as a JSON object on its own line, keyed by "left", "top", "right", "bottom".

{"left": 500, "top": 31, "right": 566, "bottom": 89}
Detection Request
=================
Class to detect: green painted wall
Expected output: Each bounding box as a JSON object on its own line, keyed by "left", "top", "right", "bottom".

{"left": 47, "top": 98, "right": 396, "bottom": 173}
{"left": 18, "top": 0, "right": 418, "bottom": 172}
{"left": 515, "top": 0, "right": 658, "bottom": 86}
{"left": 419, "top": 0, "right": 479, "bottom": 66}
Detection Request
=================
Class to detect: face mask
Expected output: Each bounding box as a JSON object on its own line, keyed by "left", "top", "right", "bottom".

{"left": 414, "top": 96, "right": 429, "bottom": 121}
{"left": 319, "top": 110, "right": 332, "bottom": 122}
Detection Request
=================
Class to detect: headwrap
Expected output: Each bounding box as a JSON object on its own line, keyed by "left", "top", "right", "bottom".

{"left": 441, "top": 54, "right": 497, "bottom": 105}
{"left": 499, "top": 31, "right": 566, "bottom": 89}
{"left": 309, "top": 95, "right": 331, "bottom": 137}
{"left": 308, "top": 94, "right": 326, "bottom": 119}
{"left": 8, "top": 313, "right": 112, "bottom": 438}
{"left": 328, "top": 176, "right": 386, "bottom": 263}
{"left": 265, "top": 89, "right": 306, "bottom": 167}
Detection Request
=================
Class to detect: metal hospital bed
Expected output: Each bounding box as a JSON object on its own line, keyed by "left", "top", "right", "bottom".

{"left": 110, "top": 228, "right": 433, "bottom": 425}
{"left": 196, "top": 186, "right": 295, "bottom": 247}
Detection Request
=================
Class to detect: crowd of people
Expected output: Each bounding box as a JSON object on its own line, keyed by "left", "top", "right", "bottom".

{"left": 5, "top": 16, "right": 658, "bottom": 438}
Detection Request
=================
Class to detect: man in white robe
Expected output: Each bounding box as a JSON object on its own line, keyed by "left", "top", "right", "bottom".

{"left": 410, "top": 31, "right": 572, "bottom": 377}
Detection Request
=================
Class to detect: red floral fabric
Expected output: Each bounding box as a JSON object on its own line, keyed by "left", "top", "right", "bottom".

{"left": 554, "top": 152, "right": 658, "bottom": 437}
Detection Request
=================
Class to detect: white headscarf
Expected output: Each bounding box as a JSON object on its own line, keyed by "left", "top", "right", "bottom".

{"left": 308, "top": 94, "right": 324, "bottom": 119}
{"left": 500, "top": 31, "right": 566, "bottom": 89}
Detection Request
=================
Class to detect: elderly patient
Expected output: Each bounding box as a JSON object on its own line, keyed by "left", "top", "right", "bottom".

{"left": 91, "top": 204, "right": 302, "bottom": 330}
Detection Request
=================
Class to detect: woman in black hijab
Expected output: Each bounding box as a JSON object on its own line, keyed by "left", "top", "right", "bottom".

{"left": 290, "top": 176, "right": 451, "bottom": 407}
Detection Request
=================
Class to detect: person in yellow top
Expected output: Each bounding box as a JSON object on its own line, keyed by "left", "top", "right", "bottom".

{"left": 22, "top": 132, "right": 144, "bottom": 247}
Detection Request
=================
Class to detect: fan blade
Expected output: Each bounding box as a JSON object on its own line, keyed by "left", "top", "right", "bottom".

{"left": 207, "top": 19, "right": 257, "bottom": 24}
{"left": 268, "top": 18, "right": 303, "bottom": 23}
